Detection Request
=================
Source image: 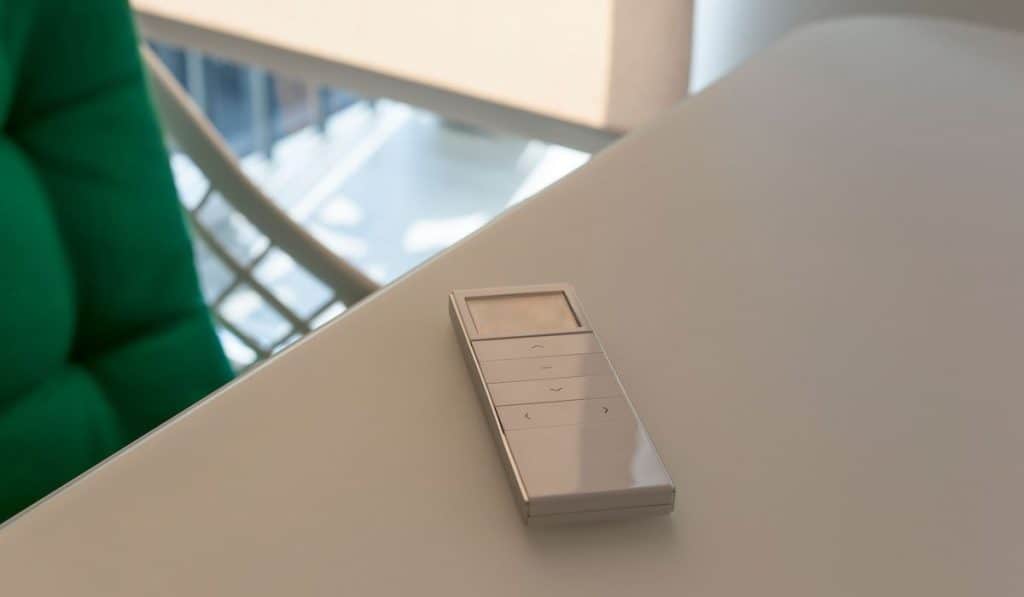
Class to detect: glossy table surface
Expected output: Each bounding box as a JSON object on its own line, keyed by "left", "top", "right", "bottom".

{"left": 3, "top": 17, "right": 1024, "bottom": 595}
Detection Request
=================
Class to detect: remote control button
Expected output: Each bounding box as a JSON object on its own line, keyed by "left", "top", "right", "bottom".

{"left": 504, "top": 416, "right": 673, "bottom": 515}
{"left": 488, "top": 375, "right": 621, "bottom": 406}
{"left": 498, "top": 397, "right": 630, "bottom": 430}
{"left": 480, "top": 353, "right": 611, "bottom": 383}
{"left": 472, "top": 333, "right": 601, "bottom": 361}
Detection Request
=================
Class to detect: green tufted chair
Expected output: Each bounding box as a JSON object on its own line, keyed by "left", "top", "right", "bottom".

{"left": 1, "top": 1, "right": 234, "bottom": 521}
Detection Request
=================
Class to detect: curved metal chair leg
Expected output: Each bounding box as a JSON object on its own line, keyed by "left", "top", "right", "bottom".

{"left": 141, "top": 45, "right": 379, "bottom": 306}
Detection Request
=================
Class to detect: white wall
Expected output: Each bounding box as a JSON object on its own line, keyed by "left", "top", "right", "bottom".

{"left": 690, "top": 0, "right": 1024, "bottom": 92}
{"left": 137, "top": 0, "right": 691, "bottom": 132}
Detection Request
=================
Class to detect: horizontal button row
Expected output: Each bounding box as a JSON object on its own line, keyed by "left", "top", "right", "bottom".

{"left": 473, "top": 332, "right": 628, "bottom": 433}
{"left": 480, "top": 353, "right": 610, "bottom": 383}
{"left": 488, "top": 375, "right": 621, "bottom": 406}
{"left": 498, "top": 397, "right": 630, "bottom": 430}
{"left": 472, "top": 333, "right": 601, "bottom": 361}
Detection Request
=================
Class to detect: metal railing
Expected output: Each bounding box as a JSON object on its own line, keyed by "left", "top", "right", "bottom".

{"left": 142, "top": 46, "right": 380, "bottom": 370}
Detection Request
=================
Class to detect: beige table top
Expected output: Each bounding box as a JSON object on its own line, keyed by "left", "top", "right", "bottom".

{"left": 3, "top": 17, "right": 1023, "bottom": 595}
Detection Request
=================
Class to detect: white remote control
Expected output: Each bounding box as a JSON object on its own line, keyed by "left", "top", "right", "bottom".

{"left": 449, "top": 283, "right": 674, "bottom": 524}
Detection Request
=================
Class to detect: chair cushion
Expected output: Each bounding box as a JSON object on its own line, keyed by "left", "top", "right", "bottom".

{"left": 0, "top": 1, "right": 233, "bottom": 520}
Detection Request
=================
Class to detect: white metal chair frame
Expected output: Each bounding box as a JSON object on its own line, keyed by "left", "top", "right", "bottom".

{"left": 141, "top": 46, "right": 380, "bottom": 365}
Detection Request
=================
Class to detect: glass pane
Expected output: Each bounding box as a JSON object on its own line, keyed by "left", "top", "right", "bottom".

{"left": 251, "top": 248, "right": 332, "bottom": 319}
{"left": 218, "top": 284, "right": 292, "bottom": 350}
{"left": 191, "top": 235, "right": 235, "bottom": 303}
{"left": 311, "top": 302, "right": 347, "bottom": 329}
{"left": 170, "top": 152, "right": 210, "bottom": 211}
{"left": 202, "top": 55, "right": 254, "bottom": 155}
{"left": 272, "top": 333, "right": 302, "bottom": 355}
{"left": 216, "top": 325, "right": 257, "bottom": 370}
{"left": 150, "top": 42, "right": 186, "bottom": 85}
{"left": 272, "top": 77, "right": 311, "bottom": 140}
{"left": 195, "top": 192, "right": 270, "bottom": 265}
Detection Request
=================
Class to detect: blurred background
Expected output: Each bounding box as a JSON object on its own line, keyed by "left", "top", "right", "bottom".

{"left": 149, "top": 42, "right": 591, "bottom": 369}
{"left": 138, "top": 0, "right": 1024, "bottom": 370}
